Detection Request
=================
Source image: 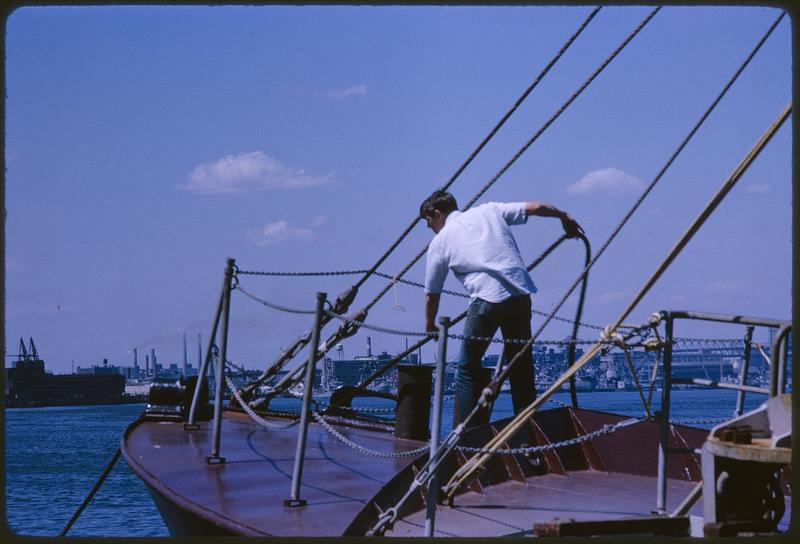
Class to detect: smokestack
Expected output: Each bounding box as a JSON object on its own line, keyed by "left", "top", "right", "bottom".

{"left": 197, "top": 333, "right": 202, "bottom": 367}
{"left": 133, "top": 348, "right": 138, "bottom": 369}
{"left": 183, "top": 333, "right": 188, "bottom": 375}
{"left": 145, "top": 354, "right": 150, "bottom": 377}
{"left": 151, "top": 348, "right": 157, "bottom": 378}
{"left": 367, "top": 336, "right": 372, "bottom": 358}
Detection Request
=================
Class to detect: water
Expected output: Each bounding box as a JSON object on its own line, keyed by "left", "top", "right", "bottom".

{"left": 3, "top": 389, "right": 774, "bottom": 536}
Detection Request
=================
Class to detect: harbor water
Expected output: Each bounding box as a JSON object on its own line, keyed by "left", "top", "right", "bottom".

{"left": 4, "top": 389, "right": 771, "bottom": 537}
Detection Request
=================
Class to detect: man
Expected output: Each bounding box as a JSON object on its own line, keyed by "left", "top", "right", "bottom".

{"left": 421, "top": 190, "right": 583, "bottom": 426}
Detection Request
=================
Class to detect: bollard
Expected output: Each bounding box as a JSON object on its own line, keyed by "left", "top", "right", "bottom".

{"left": 395, "top": 364, "right": 433, "bottom": 440}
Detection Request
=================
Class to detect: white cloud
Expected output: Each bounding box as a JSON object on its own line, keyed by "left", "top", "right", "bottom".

{"left": 182, "top": 151, "right": 333, "bottom": 194}
{"left": 247, "top": 220, "right": 316, "bottom": 246}
{"left": 745, "top": 184, "right": 770, "bottom": 194}
{"left": 323, "top": 85, "right": 368, "bottom": 100}
{"left": 567, "top": 167, "right": 644, "bottom": 196}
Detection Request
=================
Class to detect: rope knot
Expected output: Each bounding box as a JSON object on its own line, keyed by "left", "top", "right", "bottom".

{"left": 600, "top": 326, "right": 624, "bottom": 347}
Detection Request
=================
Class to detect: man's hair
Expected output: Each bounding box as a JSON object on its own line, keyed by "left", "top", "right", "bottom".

{"left": 419, "top": 190, "right": 458, "bottom": 218}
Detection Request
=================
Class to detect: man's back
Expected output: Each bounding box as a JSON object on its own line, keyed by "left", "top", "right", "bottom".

{"left": 425, "top": 202, "right": 537, "bottom": 303}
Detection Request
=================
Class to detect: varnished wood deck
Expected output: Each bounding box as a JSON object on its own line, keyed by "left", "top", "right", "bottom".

{"left": 122, "top": 407, "right": 791, "bottom": 537}
{"left": 387, "top": 471, "right": 702, "bottom": 537}
{"left": 122, "top": 411, "right": 426, "bottom": 536}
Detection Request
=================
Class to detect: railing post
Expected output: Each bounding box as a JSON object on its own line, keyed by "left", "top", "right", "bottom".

{"left": 770, "top": 325, "right": 791, "bottom": 398}
{"left": 207, "top": 258, "right": 235, "bottom": 464}
{"left": 185, "top": 270, "right": 228, "bottom": 429}
{"left": 656, "top": 313, "right": 673, "bottom": 514}
{"left": 734, "top": 326, "right": 755, "bottom": 417}
{"left": 285, "top": 291, "right": 327, "bottom": 507}
{"left": 425, "top": 316, "right": 450, "bottom": 537}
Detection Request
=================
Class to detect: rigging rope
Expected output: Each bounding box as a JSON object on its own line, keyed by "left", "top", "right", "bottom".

{"left": 229, "top": 10, "right": 604, "bottom": 403}
{"left": 60, "top": 448, "right": 122, "bottom": 536}
{"left": 324, "top": 233, "right": 589, "bottom": 412}
{"left": 482, "top": 8, "right": 788, "bottom": 409}
{"left": 356, "top": 7, "right": 656, "bottom": 328}
{"left": 348, "top": 5, "right": 602, "bottom": 294}
{"left": 443, "top": 99, "right": 792, "bottom": 500}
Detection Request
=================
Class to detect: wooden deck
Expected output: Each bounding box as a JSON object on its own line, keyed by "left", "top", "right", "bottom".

{"left": 122, "top": 410, "right": 426, "bottom": 536}
{"left": 122, "top": 407, "right": 791, "bottom": 537}
{"left": 388, "top": 471, "right": 701, "bottom": 537}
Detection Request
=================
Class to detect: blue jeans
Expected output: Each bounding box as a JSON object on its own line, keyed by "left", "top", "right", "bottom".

{"left": 456, "top": 295, "right": 536, "bottom": 427}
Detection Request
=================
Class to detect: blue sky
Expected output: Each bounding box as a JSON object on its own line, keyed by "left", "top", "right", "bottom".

{"left": 4, "top": 5, "right": 792, "bottom": 374}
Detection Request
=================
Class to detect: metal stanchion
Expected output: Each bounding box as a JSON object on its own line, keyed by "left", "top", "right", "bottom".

{"left": 285, "top": 291, "right": 327, "bottom": 507}
{"left": 425, "top": 316, "right": 450, "bottom": 536}
{"left": 207, "top": 258, "right": 235, "bottom": 464}
{"left": 734, "top": 326, "right": 754, "bottom": 417}
{"left": 185, "top": 269, "right": 227, "bottom": 429}
{"left": 656, "top": 313, "right": 674, "bottom": 513}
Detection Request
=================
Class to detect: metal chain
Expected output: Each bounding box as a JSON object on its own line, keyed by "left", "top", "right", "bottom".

{"left": 235, "top": 267, "right": 606, "bottom": 331}
{"left": 236, "top": 268, "right": 371, "bottom": 278}
{"left": 225, "top": 373, "right": 300, "bottom": 430}
{"left": 310, "top": 410, "right": 431, "bottom": 459}
{"left": 455, "top": 417, "right": 646, "bottom": 454}
{"left": 671, "top": 417, "right": 729, "bottom": 426}
{"left": 236, "top": 283, "right": 318, "bottom": 314}
{"left": 323, "top": 308, "right": 615, "bottom": 346}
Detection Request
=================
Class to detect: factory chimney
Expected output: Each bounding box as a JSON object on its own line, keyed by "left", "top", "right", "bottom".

{"left": 151, "top": 348, "right": 157, "bottom": 378}
{"left": 183, "top": 332, "right": 188, "bottom": 376}
{"left": 133, "top": 348, "right": 138, "bottom": 370}
{"left": 367, "top": 336, "right": 372, "bottom": 358}
{"left": 145, "top": 354, "right": 150, "bottom": 377}
{"left": 197, "top": 333, "right": 202, "bottom": 367}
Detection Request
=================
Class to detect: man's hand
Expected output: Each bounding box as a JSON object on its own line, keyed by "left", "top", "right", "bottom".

{"left": 560, "top": 213, "right": 584, "bottom": 238}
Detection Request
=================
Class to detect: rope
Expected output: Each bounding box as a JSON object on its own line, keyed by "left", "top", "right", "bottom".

{"left": 59, "top": 447, "right": 122, "bottom": 536}
{"left": 483, "top": 8, "right": 787, "bottom": 410}
{"left": 444, "top": 99, "right": 792, "bottom": 499}
{"left": 323, "top": 234, "right": 587, "bottom": 412}
{"left": 349, "top": 6, "right": 602, "bottom": 295}
{"left": 355, "top": 6, "right": 636, "bottom": 333}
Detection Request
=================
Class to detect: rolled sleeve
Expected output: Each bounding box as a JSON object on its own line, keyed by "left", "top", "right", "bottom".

{"left": 494, "top": 202, "right": 528, "bottom": 225}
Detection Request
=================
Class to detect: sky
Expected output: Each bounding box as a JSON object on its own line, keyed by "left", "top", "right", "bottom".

{"left": 4, "top": 5, "right": 793, "bottom": 375}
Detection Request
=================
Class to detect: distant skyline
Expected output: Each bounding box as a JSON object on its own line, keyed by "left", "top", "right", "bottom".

{"left": 4, "top": 5, "right": 792, "bottom": 374}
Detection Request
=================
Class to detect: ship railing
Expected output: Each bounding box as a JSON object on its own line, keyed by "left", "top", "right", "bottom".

{"left": 655, "top": 309, "right": 792, "bottom": 514}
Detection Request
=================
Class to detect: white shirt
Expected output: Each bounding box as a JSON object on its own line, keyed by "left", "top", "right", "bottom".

{"left": 424, "top": 202, "right": 537, "bottom": 303}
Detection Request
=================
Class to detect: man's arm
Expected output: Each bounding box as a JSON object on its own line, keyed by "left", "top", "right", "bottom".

{"left": 425, "top": 293, "right": 441, "bottom": 333}
{"left": 524, "top": 201, "right": 584, "bottom": 238}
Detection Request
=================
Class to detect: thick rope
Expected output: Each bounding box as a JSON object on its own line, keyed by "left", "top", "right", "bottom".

{"left": 324, "top": 234, "right": 583, "bottom": 412}
{"left": 350, "top": 6, "right": 602, "bottom": 293}
{"left": 443, "top": 100, "right": 792, "bottom": 498}
{"left": 231, "top": 3, "right": 601, "bottom": 385}
{"left": 59, "top": 447, "right": 122, "bottom": 536}
{"left": 358, "top": 7, "right": 656, "bottom": 326}
{"left": 482, "top": 8, "right": 788, "bottom": 408}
